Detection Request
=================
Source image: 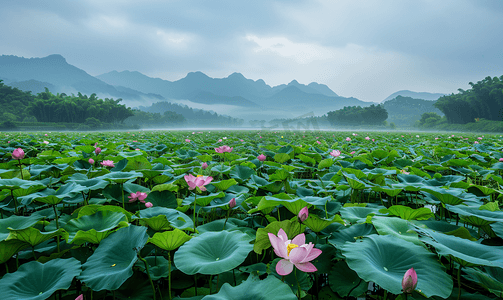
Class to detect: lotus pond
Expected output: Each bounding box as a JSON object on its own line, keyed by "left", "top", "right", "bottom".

{"left": 1, "top": 130, "right": 503, "bottom": 300}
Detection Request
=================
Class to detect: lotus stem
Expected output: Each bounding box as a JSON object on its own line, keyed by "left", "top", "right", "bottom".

{"left": 138, "top": 255, "right": 156, "bottom": 300}
{"left": 216, "top": 274, "right": 220, "bottom": 293}
{"left": 168, "top": 252, "right": 172, "bottom": 300}
{"left": 194, "top": 274, "right": 198, "bottom": 295}
{"left": 18, "top": 160, "right": 23, "bottom": 180}
{"left": 193, "top": 194, "right": 197, "bottom": 232}
{"left": 53, "top": 204, "right": 60, "bottom": 253}
{"left": 457, "top": 265, "right": 462, "bottom": 300}
{"left": 11, "top": 190, "right": 18, "bottom": 215}
{"left": 121, "top": 183, "right": 125, "bottom": 209}
{"left": 294, "top": 268, "right": 301, "bottom": 299}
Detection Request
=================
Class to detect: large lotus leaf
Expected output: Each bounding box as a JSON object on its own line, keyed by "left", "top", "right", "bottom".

{"left": 0, "top": 214, "right": 44, "bottom": 241}
{"left": 32, "top": 182, "right": 89, "bottom": 205}
{"left": 372, "top": 216, "right": 423, "bottom": 246}
{"left": 135, "top": 256, "right": 177, "bottom": 281}
{"left": 446, "top": 204, "right": 503, "bottom": 226}
{"left": 139, "top": 207, "right": 194, "bottom": 231}
{"left": 342, "top": 234, "right": 452, "bottom": 298}
{"left": 0, "top": 178, "right": 46, "bottom": 191}
{"left": 490, "top": 222, "right": 503, "bottom": 239}
{"left": 77, "top": 204, "right": 134, "bottom": 222}
{"left": 419, "top": 186, "right": 470, "bottom": 206}
{"left": 0, "top": 239, "right": 30, "bottom": 264}
{"left": 303, "top": 214, "right": 345, "bottom": 232}
{"left": 174, "top": 230, "right": 253, "bottom": 275}
{"left": 204, "top": 194, "right": 245, "bottom": 210}
{"left": 6, "top": 227, "right": 65, "bottom": 247}
{"left": 253, "top": 219, "right": 306, "bottom": 254}
{"left": 329, "top": 260, "right": 368, "bottom": 298}
{"left": 339, "top": 205, "right": 386, "bottom": 224}
{"left": 248, "top": 194, "right": 306, "bottom": 215}
{"left": 0, "top": 258, "right": 81, "bottom": 300}
{"left": 181, "top": 192, "right": 226, "bottom": 206}
{"left": 78, "top": 225, "right": 149, "bottom": 291}
{"left": 67, "top": 177, "right": 109, "bottom": 191}
{"left": 64, "top": 211, "right": 128, "bottom": 244}
{"left": 210, "top": 179, "right": 238, "bottom": 191}
{"left": 328, "top": 223, "right": 376, "bottom": 249}
{"left": 342, "top": 172, "right": 372, "bottom": 190}
{"left": 379, "top": 205, "right": 434, "bottom": 220}
{"left": 124, "top": 155, "right": 152, "bottom": 171}
{"left": 149, "top": 228, "right": 192, "bottom": 251}
{"left": 115, "top": 271, "right": 154, "bottom": 300}
{"left": 418, "top": 228, "right": 503, "bottom": 268}
{"left": 463, "top": 267, "right": 503, "bottom": 297}
{"left": 144, "top": 190, "right": 177, "bottom": 208}
{"left": 229, "top": 165, "right": 255, "bottom": 181}
{"left": 424, "top": 175, "right": 465, "bottom": 187}
{"left": 202, "top": 274, "right": 297, "bottom": 300}
{"left": 371, "top": 186, "right": 403, "bottom": 197}
{"left": 98, "top": 171, "right": 143, "bottom": 183}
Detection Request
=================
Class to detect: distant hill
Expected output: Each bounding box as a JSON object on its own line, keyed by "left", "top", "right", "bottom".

{"left": 382, "top": 95, "right": 444, "bottom": 126}
{"left": 6, "top": 79, "right": 55, "bottom": 95}
{"left": 382, "top": 90, "right": 445, "bottom": 102}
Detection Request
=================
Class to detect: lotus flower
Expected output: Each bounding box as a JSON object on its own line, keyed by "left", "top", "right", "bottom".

{"left": 345, "top": 137, "right": 351, "bottom": 142}
{"left": 402, "top": 267, "right": 418, "bottom": 293}
{"left": 229, "top": 197, "right": 236, "bottom": 208}
{"left": 88, "top": 158, "right": 95, "bottom": 165}
{"left": 316, "top": 141, "right": 321, "bottom": 144}
{"left": 185, "top": 139, "right": 191, "bottom": 142}
{"left": 184, "top": 174, "right": 213, "bottom": 191}
{"left": 365, "top": 136, "right": 370, "bottom": 140}
{"left": 100, "top": 160, "right": 115, "bottom": 167}
{"left": 500, "top": 158, "right": 503, "bottom": 162}
{"left": 215, "top": 145, "right": 233, "bottom": 153}
{"left": 201, "top": 162, "right": 208, "bottom": 170}
{"left": 145, "top": 202, "right": 153, "bottom": 208}
{"left": 128, "top": 191, "right": 148, "bottom": 203}
{"left": 350, "top": 151, "right": 356, "bottom": 155}
{"left": 298, "top": 207, "right": 308, "bottom": 223}
{"left": 95, "top": 147, "right": 101, "bottom": 155}
{"left": 257, "top": 154, "right": 266, "bottom": 161}
{"left": 268, "top": 228, "right": 322, "bottom": 275}
{"left": 12, "top": 148, "right": 25, "bottom": 160}
{"left": 75, "top": 295, "right": 83, "bottom": 300}
{"left": 43, "top": 141, "right": 49, "bottom": 145}
{"left": 329, "top": 150, "right": 341, "bottom": 157}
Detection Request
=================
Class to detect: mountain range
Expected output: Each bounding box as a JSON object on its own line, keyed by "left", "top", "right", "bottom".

{"left": 0, "top": 54, "right": 446, "bottom": 120}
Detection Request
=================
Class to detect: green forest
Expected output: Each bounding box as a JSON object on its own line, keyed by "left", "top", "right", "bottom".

{"left": 326, "top": 104, "right": 388, "bottom": 126}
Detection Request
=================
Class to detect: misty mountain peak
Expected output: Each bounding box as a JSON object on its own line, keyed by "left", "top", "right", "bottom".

{"left": 44, "top": 54, "right": 67, "bottom": 63}
{"left": 227, "top": 72, "right": 245, "bottom": 80}
{"left": 288, "top": 79, "right": 300, "bottom": 85}
{"left": 185, "top": 71, "right": 209, "bottom": 79}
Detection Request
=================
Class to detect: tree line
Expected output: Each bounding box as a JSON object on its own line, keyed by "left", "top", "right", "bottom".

{"left": 326, "top": 104, "right": 388, "bottom": 126}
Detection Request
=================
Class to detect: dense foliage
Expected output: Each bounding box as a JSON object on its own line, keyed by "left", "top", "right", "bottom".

{"left": 435, "top": 75, "right": 503, "bottom": 124}
{"left": 0, "top": 80, "right": 36, "bottom": 122}
{"left": 327, "top": 104, "right": 388, "bottom": 126}
{"left": 124, "top": 109, "right": 186, "bottom": 127}
{"left": 382, "top": 96, "right": 444, "bottom": 126}
{"left": 1, "top": 130, "right": 502, "bottom": 300}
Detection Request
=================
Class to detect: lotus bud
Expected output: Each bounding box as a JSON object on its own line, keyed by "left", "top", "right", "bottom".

{"left": 12, "top": 148, "right": 25, "bottom": 160}
{"left": 88, "top": 158, "right": 95, "bottom": 165}
{"left": 298, "top": 206, "right": 309, "bottom": 223}
{"left": 202, "top": 162, "right": 208, "bottom": 170}
{"left": 402, "top": 268, "right": 418, "bottom": 294}
{"left": 95, "top": 147, "right": 101, "bottom": 155}
{"left": 145, "top": 202, "right": 153, "bottom": 208}
{"left": 257, "top": 154, "right": 266, "bottom": 161}
{"left": 229, "top": 198, "right": 236, "bottom": 209}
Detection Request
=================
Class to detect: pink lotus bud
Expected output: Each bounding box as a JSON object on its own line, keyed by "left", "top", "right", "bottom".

{"left": 257, "top": 154, "right": 266, "bottom": 161}
{"left": 43, "top": 141, "right": 49, "bottom": 144}
{"left": 240, "top": 139, "right": 244, "bottom": 142}
{"left": 372, "top": 139, "right": 375, "bottom": 142}
{"left": 402, "top": 268, "right": 418, "bottom": 294}
{"left": 75, "top": 294, "right": 84, "bottom": 300}
{"left": 45, "top": 134, "right": 48, "bottom": 136}
{"left": 329, "top": 150, "right": 341, "bottom": 157}
{"left": 316, "top": 141, "right": 321, "bottom": 144}
{"left": 12, "top": 148, "right": 24, "bottom": 160}
{"left": 145, "top": 202, "right": 153, "bottom": 208}
{"left": 474, "top": 141, "right": 479, "bottom": 144}
{"left": 95, "top": 147, "right": 101, "bottom": 155}
{"left": 500, "top": 158, "right": 503, "bottom": 162}
{"left": 350, "top": 151, "right": 356, "bottom": 155}
{"left": 365, "top": 136, "right": 370, "bottom": 140}
{"left": 298, "top": 207, "right": 309, "bottom": 222}
{"left": 345, "top": 137, "right": 351, "bottom": 142}
{"left": 229, "top": 198, "right": 236, "bottom": 208}
{"left": 88, "top": 158, "right": 95, "bottom": 165}
{"left": 185, "top": 139, "right": 191, "bottom": 142}
{"left": 202, "top": 162, "right": 208, "bottom": 169}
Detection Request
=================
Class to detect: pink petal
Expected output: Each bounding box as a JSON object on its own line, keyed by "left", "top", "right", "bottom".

{"left": 288, "top": 246, "right": 308, "bottom": 264}
{"left": 292, "top": 233, "right": 305, "bottom": 246}
{"left": 301, "top": 247, "right": 322, "bottom": 263}
{"left": 277, "top": 228, "right": 288, "bottom": 241}
{"left": 269, "top": 233, "right": 288, "bottom": 259}
{"left": 276, "top": 259, "right": 294, "bottom": 276}
{"left": 203, "top": 176, "right": 213, "bottom": 185}
{"left": 294, "top": 262, "right": 318, "bottom": 273}
{"left": 187, "top": 182, "right": 197, "bottom": 190}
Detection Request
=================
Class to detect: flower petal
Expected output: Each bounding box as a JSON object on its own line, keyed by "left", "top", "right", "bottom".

{"left": 269, "top": 233, "right": 288, "bottom": 259}
{"left": 292, "top": 233, "right": 305, "bottom": 246}
{"left": 276, "top": 259, "right": 294, "bottom": 276}
{"left": 294, "top": 262, "right": 317, "bottom": 273}
{"left": 277, "top": 228, "right": 288, "bottom": 242}
{"left": 300, "top": 247, "right": 322, "bottom": 263}
{"left": 288, "top": 246, "right": 308, "bottom": 264}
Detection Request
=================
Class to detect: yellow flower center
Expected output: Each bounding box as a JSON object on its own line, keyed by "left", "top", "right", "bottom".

{"left": 287, "top": 243, "right": 299, "bottom": 256}
{"left": 197, "top": 175, "right": 204, "bottom": 177}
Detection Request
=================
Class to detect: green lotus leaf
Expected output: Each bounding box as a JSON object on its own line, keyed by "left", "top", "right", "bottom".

{"left": 329, "top": 260, "right": 368, "bottom": 298}
{"left": 0, "top": 239, "right": 30, "bottom": 264}
{"left": 371, "top": 186, "right": 403, "bottom": 197}
{"left": 139, "top": 207, "right": 194, "bottom": 231}
{"left": 202, "top": 274, "right": 297, "bottom": 300}
{"left": 0, "top": 258, "right": 81, "bottom": 300}
{"left": 0, "top": 178, "right": 46, "bottom": 191}
{"left": 124, "top": 156, "right": 152, "bottom": 171}
{"left": 98, "top": 171, "right": 143, "bottom": 183}
{"left": 339, "top": 205, "right": 385, "bottom": 224}
{"left": 342, "top": 172, "right": 372, "bottom": 190}
{"left": 210, "top": 179, "right": 238, "bottom": 191}
{"left": 78, "top": 225, "right": 149, "bottom": 291}
{"left": 110, "top": 158, "right": 129, "bottom": 172}
{"left": 182, "top": 192, "right": 226, "bottom": 206}
{"left": 203, "top": 194, "right": 245, "bottom": 210}
{"left": 253, "top": 219, "right": 306, "bottom": 254}
{"left": 143, "top": 190, "right": 177, "bottom": 208}
{"left": 77, "top": 204, "right": 134, "bottom": 222}
{"left": 6, "top": 227, "right": 65, "bottom": 247}
{"left": 490, "top": 222, "right": 503, "bottom": 239}
{"left": 31, "top": 182, "right": 89, "bottom": 205}
{"left": 328, "top": 223, "right": 376, "bottom": 249}
{"left": 379, "top": 205, "right": 434, "bottom": 220}
{"left": 64, "top": 211, "right": 128, "bottom": 244}
{"left": 418, "top": 228, "right": 503, "bottom": 268}
{"left": 463, "top": 267, "right": 503, "bottom": 297}
{"left": 141, "top": 215, "right": 172, "bottom": 231}
{"left": 149, "top": 228, "right": 192, "bottom": 251}
{"left": 136, "top": 256, "right": 177, "bottom": 281}
{"left": 174, "top": 230, "right": 253, "bottom": 275}
{"left": 0, "top": 214, "right": 44, "bottom": 241}
{"left": 210, "top": 165, "right": 232, "bottom": 174}
{"left": 342, "top": 234, "right": 453, "bottom": 298}
{"left": 372, "top": 216, "right": 422, "bottom": 246}
{"left": 420, "top": 186, "right": 472, "bottom": 206}
{"left": 274, "top": 153, "right": 291, "bottom": 164}
{"left": 114, "top": 271, "right": 155, "bottom": 300}
{"left": 229, "top": 165, "right": 255, "bottom": 182}
{"left": 67, "top": 177, "right": 109, "bottom": 191}
{"left": 446, "top": 204, "right": 503, "bottom": 226}
{"left": 303, "top": 214, "right": 345, "bottom": 232}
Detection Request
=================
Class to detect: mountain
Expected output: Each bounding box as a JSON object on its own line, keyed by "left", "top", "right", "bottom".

{"left": 0, "top": 54, "right": 162, "bottom": 101}
{"left": 382, "top": 95, "right": 444, "bottom": 126}
{"left": 6, "top": 79, "right": 55, "bottom": 94}
{"left": 382, "top": 90, "right": 445, "bottom": 102}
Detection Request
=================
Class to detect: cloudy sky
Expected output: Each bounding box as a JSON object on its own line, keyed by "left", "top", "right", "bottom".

{"left": 1, "top": 0, "right": 503, "bottom": 102}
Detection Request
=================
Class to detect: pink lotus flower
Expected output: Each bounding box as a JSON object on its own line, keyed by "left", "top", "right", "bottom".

{"left": 218, "top": 139, "right": 223, "bottom": 142}
{"left": 372, "top": 139, "right": 375, "bottom": 142}
{"left": 499, "top": 158, "right": 503, "bottom": 162}
{"left": 268, "top": 228, "right": 322, "bottom": 275}
{"left": 298, "top": 207, "right": 308, "bottom": 223}
{"left": 402, "top": 267, "right": 418, "bottom": 293}
{"left": 345, "top": 137, "right": 351, "bottom": 142}
{"left": 12, "top": 148, "right": 24, "bottom": 160}
{"left": 215, "top": 145, "right": 233, "bottom": 153}
{"left": 184, "top": 174, "right": 213, "bottom": 191}
{"left": 257, "top": 154, "right": 266, "bottom": 161}
{"left": 240, "top": 139, "right": 244, "bottom": 142}
{"left": 95, "top": 147, "right": 101, "bottom": 155}
{"left": 75, "top": 294, "right": 83, "bottom": 300}
{"left": 101, "top": 160, "right": 115, "bottom": 167}
{"left": 316, "top": 141, "right": 321, "bottom": 144}
{"left": 128, "top": 191, "right": 148, "bottom": 203}
{"left": 201, "top": 162, "right": 208, "bottom": 170}
{"left": 365, "top": 137, "right": 370, "bottom": 140}
{"left": 43, "top": 141, "right": 49, "bottom": 145}
{"left": 145, "top": 202, "right": 153, "bottom": 208}
{"left": 88, "top": 158, "right": 95, "bottom": 165}
{"left": 185, "top": 139, "right": 191, "bottom": 142}
{"left": 329, "top": 150, "right": 341, "bottom": 157}
{"left": 478, "top": 137, "right": 482, "bottom": 140}
{"left": 350, "top": 151, "right": 356, "bottom": 155}
{"left": 45, "top": 133, "right": 48, "bottom": 136}
{"left": 474, "top": 141, "right": 479, "bottom": 144}
{"left": 229, "top": 198, "right": 236, "bottom": 208}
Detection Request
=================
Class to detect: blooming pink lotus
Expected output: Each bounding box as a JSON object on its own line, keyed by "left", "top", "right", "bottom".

{"left": 43, "top": 141, "right": 49, "bottom": 145}
{"left": 257, "top": 154, "right": 266, "bottom": 161}
{"left": 128, "top": 191, "right": 148, "bottom": 203}
{"left": 329, "top": 150, "right": 341, "bottom": 157}
{"left": 298, "top": 207, "right": 309, "bottom": 223}
{"left": 316, "top": 141, "right": 321, "bottom": 144}
{"left": 101, "top": 160, "right": 115, "bottom": 167}
{"left": 215, "top": 145, "right": 233, "bottom": 153}
{"left": 402, "top": 267, "right": 418, "bottom": 293}
{"left": 365, "top": 136, "right": 370, "bottom": 140}
{"left": 185, "top": 139, "right": 191, "bottom": 142}
{"left": 345, "top": 137, "right": 351, "bottom": 142}
{"left": 12, "top": 148, "right": 24, "bottom": 160}
{"left": 184, "top": 174, "right": 213, "bottom": 191}
{"left": 268, "top": 228, "right": 322, "bottom": 275}
{"left": 350, "top": 151, "right": 356, "bottom": 155}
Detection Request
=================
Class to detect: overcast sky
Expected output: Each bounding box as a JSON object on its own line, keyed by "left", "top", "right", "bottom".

{"left": 1, "top": 0, "right": 503, "bottom": 102}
